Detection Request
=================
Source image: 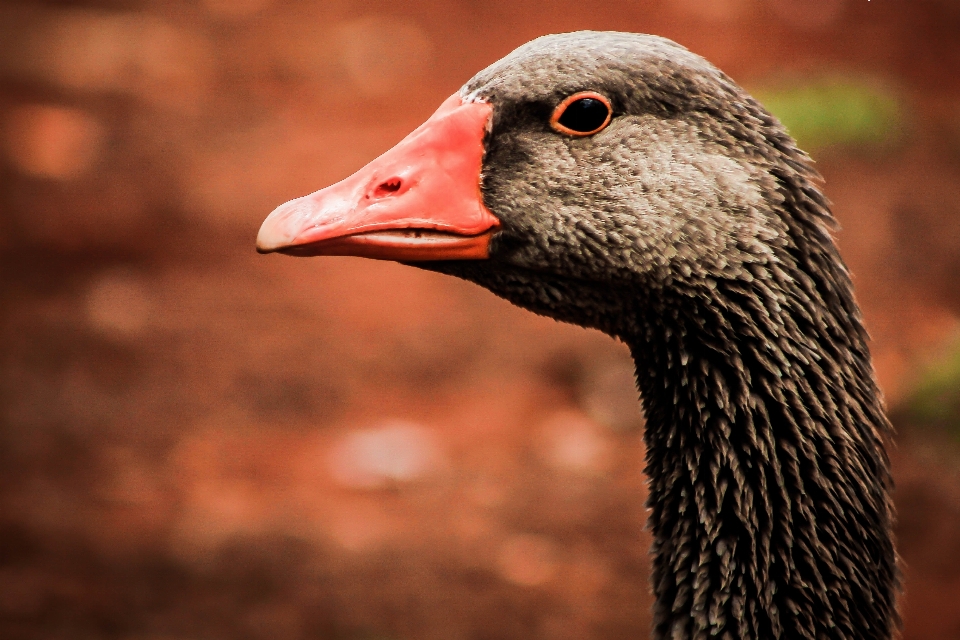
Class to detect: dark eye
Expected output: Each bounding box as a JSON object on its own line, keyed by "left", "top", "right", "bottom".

{"left": 550, "top": 92, "right": 612, "bottom": 136}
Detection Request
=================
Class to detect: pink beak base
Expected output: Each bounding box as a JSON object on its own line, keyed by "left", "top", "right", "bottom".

{"left": 256, "top": 95, "right": 498, "bottom": 261}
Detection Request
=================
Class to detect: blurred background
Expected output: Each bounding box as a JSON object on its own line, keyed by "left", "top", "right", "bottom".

{"left": 1, "top": 0, "right": 959, "bottom": 638}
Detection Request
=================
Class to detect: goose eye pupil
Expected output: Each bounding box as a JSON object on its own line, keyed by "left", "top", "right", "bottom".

{"left": 558, "top": 98, "right": 609, "bottom": 133}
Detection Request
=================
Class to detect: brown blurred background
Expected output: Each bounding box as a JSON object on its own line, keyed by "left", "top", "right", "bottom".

{"left": 1, "top": 0, "right": 960, "bottom": 639}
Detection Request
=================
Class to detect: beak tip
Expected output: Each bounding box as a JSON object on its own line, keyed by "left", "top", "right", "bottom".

{"left": 255, "top": 230, "right": 279, "bottom": 254}
{"left": 257, "top": 198, "right": 311, "bottom": 255}
{"left": 256, "top": 218, "right": 293, "bottom": 255}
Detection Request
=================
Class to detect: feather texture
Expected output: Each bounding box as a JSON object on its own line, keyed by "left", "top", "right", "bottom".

{"left": 426, "top": 31, "right": 898, "bottom": 640}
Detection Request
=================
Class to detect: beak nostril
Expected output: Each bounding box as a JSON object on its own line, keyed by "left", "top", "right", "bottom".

{"left": 373, "top": 178, "right": 403, "bottom": 198}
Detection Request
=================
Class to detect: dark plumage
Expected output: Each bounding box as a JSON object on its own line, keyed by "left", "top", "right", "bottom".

{"left": 263, "top": 31, "right": 899, "bottom": 640}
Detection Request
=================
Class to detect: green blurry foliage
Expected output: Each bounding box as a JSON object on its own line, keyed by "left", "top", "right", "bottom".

{"left": 899, "top": 335, "right": 960, "bottom": 439}
{"left": 754, "top": 79, "right": 903, "bottom": 152}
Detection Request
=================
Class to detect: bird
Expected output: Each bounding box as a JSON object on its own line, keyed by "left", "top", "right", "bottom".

{"left": 257, "top": 31, "right": 898, "bottom": 640}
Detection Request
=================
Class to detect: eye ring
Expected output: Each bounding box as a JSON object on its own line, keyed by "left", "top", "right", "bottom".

{"left": 550, "top": 91, "right": 612, "bottom": 137}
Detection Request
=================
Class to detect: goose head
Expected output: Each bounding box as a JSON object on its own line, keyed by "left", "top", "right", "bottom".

{"left": 258, "top": 32, "right": 808, "bottom": 339}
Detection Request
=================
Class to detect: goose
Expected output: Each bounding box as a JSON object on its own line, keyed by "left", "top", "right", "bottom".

{"left": 256, "top": 31, "right": 898, "bottom": 640}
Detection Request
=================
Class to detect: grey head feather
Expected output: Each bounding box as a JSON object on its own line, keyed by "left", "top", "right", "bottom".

{"left": 421, "top": 31, "right": 898, "bottom": 640}
{"left": 433, "top": 32, "right": 820, "bottom": 333}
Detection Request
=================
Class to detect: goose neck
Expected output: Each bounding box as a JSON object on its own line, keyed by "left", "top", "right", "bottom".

{"left": 624, "top": 282, "right": 898, "bottom": 640}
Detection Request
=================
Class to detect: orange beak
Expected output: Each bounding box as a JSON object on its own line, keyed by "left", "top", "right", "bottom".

{"left": 256, "top": 94, "right": 499, "bottom": 261}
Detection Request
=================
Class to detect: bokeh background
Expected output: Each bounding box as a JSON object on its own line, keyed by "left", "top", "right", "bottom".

{"left": 1, "top": 0, "right": 960, "bottom": 638}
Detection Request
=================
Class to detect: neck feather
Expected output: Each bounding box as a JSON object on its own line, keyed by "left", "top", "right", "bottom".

{"left": 626, "top": 254, "right": 898, "bottom": 640}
